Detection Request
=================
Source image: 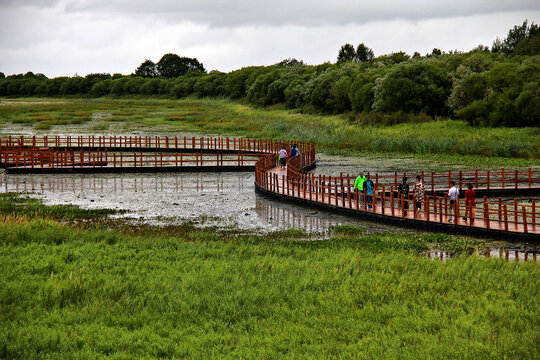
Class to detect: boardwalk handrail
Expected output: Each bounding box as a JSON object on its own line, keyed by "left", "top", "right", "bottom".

{"left": 254, "top": 142, "right": 539, "bottom": 239}
{"left": 1, "top": 134, "right": 538, "bottom": 238}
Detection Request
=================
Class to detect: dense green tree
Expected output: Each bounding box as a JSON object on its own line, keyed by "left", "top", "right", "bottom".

{"left": 0, "top": 72, "right": 5, "bottom": 79}
{"left": 356, "top": 43, "right": 375, "bottom": 62}
{"left": 373, "top": 61, "right": 452, "bottom": 116}
{"left": 134, "top": 60, "right": 158, "bottom": 77}
{"left": 492, "top": 20, "right": 540, "bottom": 55}
{"left": 156, "top": 54, "right": 205, "bottom": 78}
{"left": 337, "top": 44, "right": 356, "bottom": 63}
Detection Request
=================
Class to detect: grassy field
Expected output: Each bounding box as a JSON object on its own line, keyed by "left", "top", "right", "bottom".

{"left": 1, "top": 97, "right": 539, "bottom": 168}
{"left": 0, "top": 194, "right": 538, "bottom": 359}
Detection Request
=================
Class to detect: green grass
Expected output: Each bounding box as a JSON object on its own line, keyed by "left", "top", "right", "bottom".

{"left": 0, "top": 193, "right": 118, "bottom": 221}
{"left": 0, "top": 194, "right": 538, "bottom": 359}
{"left": 0, "top": 217, "right": 538, "bottom": 359}
{"left": 1, "top": 97, "right": 539, "bottom": 166}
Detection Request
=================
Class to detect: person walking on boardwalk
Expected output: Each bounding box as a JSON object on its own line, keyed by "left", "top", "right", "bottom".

{"left": 354, "top": 172, "right": 367, "bottom": 202}
{"left": 463, "top": 183, "right": 476, "bottom": 223}
{"left": 413, "top": 175, "right": 425, "bottom": 213}
{"left": 279, "top": 146, "right": 288, "bottom": 168}
{"left": 365, "top": 175, "right": 374, "bottom": 210}
{"left": 290, "top": 144, "right": 300, "bottom": 158}
{"left": 398, "top": 177, "right": 409, "bottom": 216}
{"left": 448, "top": 181, "right": 459, "bottom": 222}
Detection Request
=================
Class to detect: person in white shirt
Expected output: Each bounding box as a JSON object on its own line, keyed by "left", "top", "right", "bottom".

{"left": 279, "top": 147, "right": 288, "bottom": 168}
{"left": 448, "top": 181, "right": 459, "bottom": 222}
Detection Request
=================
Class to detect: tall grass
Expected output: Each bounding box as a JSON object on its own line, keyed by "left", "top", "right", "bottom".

{"left": 0, "top": 212, "right": 538, "bottom": 359}
{"left": 1, "top": 97, "right": 539, "bottom": 163}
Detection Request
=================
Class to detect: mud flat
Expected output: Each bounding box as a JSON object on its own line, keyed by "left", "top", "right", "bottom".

{"left": 0, "top": 171, "right": 404, "bottom": 234}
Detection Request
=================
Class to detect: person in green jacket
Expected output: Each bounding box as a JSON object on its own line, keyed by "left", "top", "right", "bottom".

{"left": 353, "top": 172, "right": 367, "bottom": 202}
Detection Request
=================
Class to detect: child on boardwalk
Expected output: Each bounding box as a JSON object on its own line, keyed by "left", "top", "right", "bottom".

{"left": 413, "top": 175, "right": 425, "bottom": 213}
{"left": 463, "top": 183, "right": 476, "bottom": 223}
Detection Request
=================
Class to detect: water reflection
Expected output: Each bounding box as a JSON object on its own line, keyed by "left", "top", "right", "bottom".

{"left": 0, "top": 172, "right": 367, "bottom": 233}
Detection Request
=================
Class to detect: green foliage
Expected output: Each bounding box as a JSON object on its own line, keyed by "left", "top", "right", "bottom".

{"left": 373, "top": 61, "right": 452, "bottom": 116}
{"left": 0, "top": 40, "right": 538, "bottom": 126}
{"left": 156, "top": 53, "right": 206, "bottom": 78}
{"left": 492, "top": 20, "right": 540, "bottom": 55}
{"left": 134, "top": 59, "right": 158, "bottom": 77}
{"left": 0, "top": 211, "right": 538, "bottom": 358}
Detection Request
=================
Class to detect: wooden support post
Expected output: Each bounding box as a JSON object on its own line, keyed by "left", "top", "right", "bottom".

{"left": 502, "top": 168, "right": 505, "bottom": 188}
{"left": 439, "top": 198, "right": 443, "bottom": 223}
{"left": 390, "top": 190, "right": 395, "bottom": 216}
{"left": 426, "top": 196, "right": 430, "bottom": 220}
{"left": 522, "top": 206, "right": 528, "bottom": 234}
{"left": 514, "top": 199, "right": 518, "bottom": 227}
{"left": 504, "top": 204, "right": 508, "bottom": 231}
{"left": 413, "top": 194, "right": 417, "bottom": 219}
{"left": 532, "top": 200, "right": 536, "bottom": 228}
{"left": 381, "top": 186, "right": 385, "bottom": 215}
{"left": 528, "top": 168, "right": 532, "bottom": 188}
{"left": 515, "top": 170, "right": 518, "bottom": 189}
{"left": 487, "top": 170, "right": 490, "bottom": 190}
{"left": 498, "top": 198, "right": 502, "bottom": 222}
{"left": 355, "top": 188, "right": 359, "bottom": 210}
{"left": 484, "top": 197, "right": 489, "bottom": 229}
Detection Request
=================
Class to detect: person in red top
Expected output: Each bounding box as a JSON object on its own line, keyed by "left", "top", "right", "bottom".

{"left": 463, "top": 183, "right": 476, "bottom": 223}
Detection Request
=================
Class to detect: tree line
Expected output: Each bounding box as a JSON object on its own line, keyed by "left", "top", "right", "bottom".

{"left": 1, "top": 21, "right": 538, "bottom": 127}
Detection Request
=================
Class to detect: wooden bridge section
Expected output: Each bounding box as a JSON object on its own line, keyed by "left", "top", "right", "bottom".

{"left": 1, "top": 134, "right": 538, "bottom": 240}
{"left": 254, "top": 147, "right": 540, "bottom": 241}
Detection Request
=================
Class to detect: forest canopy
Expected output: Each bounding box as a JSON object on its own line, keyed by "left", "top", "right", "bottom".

{"left": 1, "top": 21, "right": 539, "bottom": 128}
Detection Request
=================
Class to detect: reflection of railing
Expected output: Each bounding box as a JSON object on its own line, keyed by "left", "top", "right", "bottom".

{"left": 255, "top": 196, "right": 344, "bottom": 233}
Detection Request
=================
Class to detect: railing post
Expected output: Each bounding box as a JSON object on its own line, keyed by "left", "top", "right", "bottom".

{"left": 483, "top": 197, "right": 489, "bottom": 229}
{"left": 426, "top": 196, "right": 430, "bottom": 220}
{"left": 522, "top": 206, "right": 528, "bottom": 234}
{"left": 514, "top": 199, "right": 518, "bottom": 227}
{"left": 532, "top": 200, "right": 536, "bottom": 228}
{"left": 390, "top": 190, "right": 395, "bottom": 216}
{"left": 514, "top": 170, "right": 518, "bottom": 189}
{"left": 528, "top": 168, "right": 532, "bottom": 188}
{"left": 498, "top": 198, "right": 502, "bottom": 223}
{"left": 502, "top": 168, "right": 505, "bottom": 188}
{"left": 487, "top": 170, "right": 490, "bottom": 190}
{"left": 504, "top": 204, "right": 508, "bottom": 231}
{"left": 413, "top": 194, "right": 417, "bottom": 219}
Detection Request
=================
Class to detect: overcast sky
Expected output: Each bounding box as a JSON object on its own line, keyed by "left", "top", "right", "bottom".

{"left": 1, "top": 0, "right": 539, "bottom": 77}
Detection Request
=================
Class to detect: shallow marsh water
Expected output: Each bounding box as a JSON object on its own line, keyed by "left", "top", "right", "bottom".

{"left": 0, "top": 170, "right": 404, "bottom": 235}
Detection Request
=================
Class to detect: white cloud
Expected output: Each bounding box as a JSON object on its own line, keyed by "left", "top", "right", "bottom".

{"left": 0, "top": 0, "right": 539, "bottom": 77}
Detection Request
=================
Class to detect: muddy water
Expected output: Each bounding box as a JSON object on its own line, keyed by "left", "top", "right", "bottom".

{"left": 0, "top": 171, "right": 404, "bottom": 234}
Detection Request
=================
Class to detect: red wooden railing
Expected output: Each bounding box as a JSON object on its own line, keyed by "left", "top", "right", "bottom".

{"left": 254, "top": 144, "right": 539, "bottom": 235}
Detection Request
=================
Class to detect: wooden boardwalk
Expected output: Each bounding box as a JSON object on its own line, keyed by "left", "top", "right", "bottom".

{"left": 264, "top": 167, "right": 538, "bottom": 236}
{"left": 1, "top": 134, "right": 539, "bottom": 240}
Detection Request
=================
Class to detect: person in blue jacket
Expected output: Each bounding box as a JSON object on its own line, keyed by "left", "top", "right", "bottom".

{"left": 365, "top": 175, "right": 374, "bottom": 210}
{"left": 290, "top": 144, "right": 300, "bottom": 158}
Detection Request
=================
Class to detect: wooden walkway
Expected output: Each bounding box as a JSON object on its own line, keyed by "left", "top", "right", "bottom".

{"left": 264, "top": 167, "right": 538, "bottom": 236}
{"left": 1, "top": 134, "right": 539, "bottom": 240}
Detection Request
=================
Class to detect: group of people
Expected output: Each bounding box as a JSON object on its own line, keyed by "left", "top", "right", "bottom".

{"left": 279, "top": 144, "right": 300, "bottom": 168}
{"left": 354, "top": 173, "right": 477, "bottom": 223}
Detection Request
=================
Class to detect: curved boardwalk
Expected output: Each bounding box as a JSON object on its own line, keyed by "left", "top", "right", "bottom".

{"left": 1, "top": 135, "right": 539, "bottom": 241}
